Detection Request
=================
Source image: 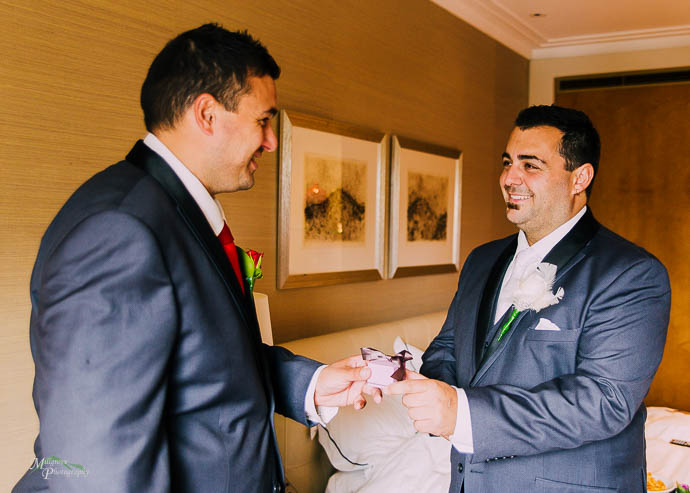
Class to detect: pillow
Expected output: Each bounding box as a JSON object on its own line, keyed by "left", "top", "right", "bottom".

{"left": 318, "top": 394, "right": 415, "bottom": 472}
{"left": 318, "top": 337, "right": 451, "bottom": 492}
{"left": 393, "top": 336, "right": 424, "bottom": 373}
{"left": 319, "top": 394, "right": 451, "bottom": 492}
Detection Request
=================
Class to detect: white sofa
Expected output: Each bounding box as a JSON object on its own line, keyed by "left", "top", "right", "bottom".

{"left": 274, "top": 311, "right": 447, "bottom": 493}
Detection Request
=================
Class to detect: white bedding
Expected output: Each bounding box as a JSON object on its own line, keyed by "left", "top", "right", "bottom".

{"left": 645, "top": 406, "right": 690, "bottom": 486}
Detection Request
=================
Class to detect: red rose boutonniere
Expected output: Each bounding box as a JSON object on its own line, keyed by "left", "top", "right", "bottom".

{"left": 238, "top": 248, "right": 264, "bottom": 292}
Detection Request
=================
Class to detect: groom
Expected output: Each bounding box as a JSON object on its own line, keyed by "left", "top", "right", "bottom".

{"left": 388, "top": 105, "right": 671, "bottom": 492}
{"left": 14, "top": 24, "right": 377, "bottom": 493}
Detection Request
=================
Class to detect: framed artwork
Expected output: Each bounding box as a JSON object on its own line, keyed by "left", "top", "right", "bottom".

{"left": 388, "top": 136, "right": 462, "bottom": 278}
{"left": 278, "top": 110, "right": 388, "bottom": 289}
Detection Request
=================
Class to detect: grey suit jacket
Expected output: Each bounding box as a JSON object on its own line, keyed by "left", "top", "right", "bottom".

{"left": 421, "top": 210, "right": 671, "bottom": 493}
{"left": 14, "top": 141, "right": 321, "bottom": 493}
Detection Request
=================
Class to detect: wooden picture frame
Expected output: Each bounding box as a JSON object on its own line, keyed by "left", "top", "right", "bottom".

{"left": 388, "top": 136, "right": 462, "bottom": 278}
{"left": 278, "top": 110, "right": 388, "bottom": 289}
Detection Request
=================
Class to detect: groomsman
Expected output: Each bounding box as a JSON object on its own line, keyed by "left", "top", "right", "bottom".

{"left": 14, "top": 24, "right": 377, "bottom": 493}
{"left": 388, "top": 105, "right": 671, "bottom": 492}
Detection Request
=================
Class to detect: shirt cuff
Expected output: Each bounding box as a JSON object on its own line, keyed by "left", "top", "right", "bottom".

{"left": 450, "top": 387, "right": 474, "bottom": 454}
{"left": 304, "top": 365, "right": 339, "bottom": 425}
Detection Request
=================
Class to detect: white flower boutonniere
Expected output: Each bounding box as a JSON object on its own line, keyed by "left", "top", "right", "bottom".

{"left": 498, "top": 262, "right": 564, "bottom": 342}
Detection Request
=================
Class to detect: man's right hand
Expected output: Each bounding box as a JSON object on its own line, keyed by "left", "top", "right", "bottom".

{"left": 385, "top": 370, "right": 458, "bottom": 439}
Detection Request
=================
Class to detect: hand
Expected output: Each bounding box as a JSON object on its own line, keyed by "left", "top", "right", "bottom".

{"left": 314, "top": 355, "right": 383, "bottom": 410}
{"left": 385, "top": 370, "right": 457, "bottom": 438}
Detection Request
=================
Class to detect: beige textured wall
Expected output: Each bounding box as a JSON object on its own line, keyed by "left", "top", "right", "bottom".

{"left": 0, "top": 0, "right": 527, "bottom": 488}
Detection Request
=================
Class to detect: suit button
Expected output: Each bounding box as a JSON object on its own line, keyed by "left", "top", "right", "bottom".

{"left": 457, "top": 463, "right": 464, "bottom": 473}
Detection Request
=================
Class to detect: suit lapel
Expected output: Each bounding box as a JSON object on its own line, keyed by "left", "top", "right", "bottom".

{"left": 542, "top": 208, "right": 600, "bottom": 280}
{"left": 126, "top": 140, "right": 253, "bottom": 328}
{"left": 472, "top": 310, "right": 529, "bottom": 385}
{"left": 471, "top": 208, "right": 600, "bottom": 385}
{"left": 474, "top": 237, "right": 517, "bottom": 365}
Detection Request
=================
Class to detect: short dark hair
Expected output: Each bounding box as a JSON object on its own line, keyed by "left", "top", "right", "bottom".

{"left": 141, "top": 23, "right": 280, "bottom": 132}
{"left": 515, "top": 105, "right": 600, "bottom": 196}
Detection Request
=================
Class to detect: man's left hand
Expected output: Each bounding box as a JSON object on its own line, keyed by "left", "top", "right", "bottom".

{"left": 315, "top": 355, "right": 382, "bottom": 409}
{"left": 385, "top": 370, "right": 457, "bottom": 438}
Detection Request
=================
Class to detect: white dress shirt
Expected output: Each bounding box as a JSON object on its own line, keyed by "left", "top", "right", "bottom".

{"left": 142, "top": 133, "right": 329, "bottom": 424}
{"left": 450, "top": 206, "right": 588, "bottom": 453}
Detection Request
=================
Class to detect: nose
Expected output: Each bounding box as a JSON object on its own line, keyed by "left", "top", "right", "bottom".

{"left": 502, "top": 164, "right": 523, "bottom": 188}
{"left": 262, "top": 123, "right": 278, "bottom": 153}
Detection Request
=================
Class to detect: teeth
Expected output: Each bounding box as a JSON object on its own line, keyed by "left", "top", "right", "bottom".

{"left": 510, "top": 194, "right": 529, "bottom": 200}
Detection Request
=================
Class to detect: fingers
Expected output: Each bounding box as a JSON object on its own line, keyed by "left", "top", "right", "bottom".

{"left": 405, "top": 369, "right": 427, "bottom": 380}
{"left": 356, "top": 366, "right": 371, "bottom": 381}
{"left": 401, "top": 390, "right": 436, "bottom": 408}
{"left": 408, "top": 418, "right": 439, "bottom": 435}
{"left": 329, "top": 363, "right": 371, "bottom": 383}
{"left": 363, "top": 383, "right": 382, "bottom": 404}
{"left": 349, "top": 380, "right": 367, "bottom": 410}
{"left": 335, "top": 354, "right": 366, "bottom": 368}
{"left": 384, "top": 378, "right": 431, "bottom": 395}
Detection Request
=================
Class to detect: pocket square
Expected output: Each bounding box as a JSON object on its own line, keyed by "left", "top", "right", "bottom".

{"left": 534, "top": 318, "right": 561, "bottom": 331}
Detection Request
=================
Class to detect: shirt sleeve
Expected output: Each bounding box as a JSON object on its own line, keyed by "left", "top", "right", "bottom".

{"left": 304, "top": 365, "right": 339, "bottom": 425}
{"left": 450, "top": 387, "right": 474, "bottom": 453}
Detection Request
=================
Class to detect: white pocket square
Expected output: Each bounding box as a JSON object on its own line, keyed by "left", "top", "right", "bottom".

{"left": 535, "top": 318, "right": 561, "bottom": 331}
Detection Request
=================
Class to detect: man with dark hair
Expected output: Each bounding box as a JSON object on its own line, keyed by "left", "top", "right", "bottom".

{"left": 514, "top": 105, "right": 601, "bottom": 197}
{"left": 14, "top": 24, "right": 377, "bottom": 493}
{"left": 388, "top": 105, "right": 670, "bottom": 492}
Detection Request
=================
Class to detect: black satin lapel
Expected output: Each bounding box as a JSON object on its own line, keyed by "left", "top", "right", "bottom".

{"left": 125, "top": 141, "right": 252, "bottom": 327}
{"left": 474, "top": 237, "right": 517, "bottom": 365}
{"left": 542, "top": 208, "right": 600, "bottom": 274}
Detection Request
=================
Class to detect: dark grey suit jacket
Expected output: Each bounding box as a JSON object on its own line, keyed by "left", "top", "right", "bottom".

{"left": 422, "top": 210, "right": 671, "bottom": 493}
{"left": 14, "top": 141, "right": 320, "bottom": 493}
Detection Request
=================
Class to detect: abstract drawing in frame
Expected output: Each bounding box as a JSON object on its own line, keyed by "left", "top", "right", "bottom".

{"left": 388, "top": 136, "right": 461, "bottom": 278}
{"left": 278, "top": 110, "right": 388, "bottom": 289}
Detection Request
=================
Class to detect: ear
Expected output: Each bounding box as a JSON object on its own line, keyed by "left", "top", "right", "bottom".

{"left": 571, "top": 163, "right": 594, "bottom": 196}
{"left": 192, "top": 93, "right": 219, "bottom": 136}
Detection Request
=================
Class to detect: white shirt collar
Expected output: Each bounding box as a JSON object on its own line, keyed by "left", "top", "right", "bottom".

{"left": 494, "top": 205, "right": 587, "bottom": 323}
{"left": 514, "top": 205, "right": 588, "bottom": 263}
{"left": 143, "top": 133, "right": 226, "bottom": 236}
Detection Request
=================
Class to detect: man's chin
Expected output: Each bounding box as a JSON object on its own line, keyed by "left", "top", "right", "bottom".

{"left": 238, "top": 179, "right": 255, "bottom": 191}
{"left": 505, "top": 207, "right": 525, "bottom": 226}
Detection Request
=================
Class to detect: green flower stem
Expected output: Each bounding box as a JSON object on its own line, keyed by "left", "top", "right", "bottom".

{"left": 497, "top": 307, "right": 520, "bottom": 342}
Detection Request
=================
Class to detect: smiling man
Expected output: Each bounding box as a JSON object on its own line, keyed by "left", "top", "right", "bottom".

{"left": 388, "top": 105, "right": 671, "bottom": 492}
{"left": 13, "top": 24, "right": 377, "bottom": 493}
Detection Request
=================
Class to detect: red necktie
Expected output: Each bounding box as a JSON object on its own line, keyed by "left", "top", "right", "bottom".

{"left": 218, "top": 222, "right": 245, "bottom": 295}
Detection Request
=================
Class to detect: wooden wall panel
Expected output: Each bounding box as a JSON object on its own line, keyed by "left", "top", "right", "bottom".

{"left": 557, "top": 83, "right": 690, "bottom": 411}
{"left": 0, "top": 0, "right": 527, "bottom": 487}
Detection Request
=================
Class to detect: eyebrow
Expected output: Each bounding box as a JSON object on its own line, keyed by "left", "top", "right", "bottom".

{"left": 503, "top": 152, "right": 547, "bottom": 163}
{"left": 264, "top": 107, "right": 278, "bottom": 117}
{"left": 517, "top": 154, "right": 546, "bottom": 164}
